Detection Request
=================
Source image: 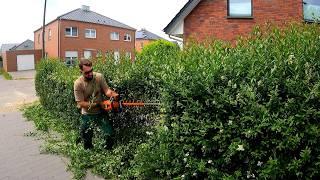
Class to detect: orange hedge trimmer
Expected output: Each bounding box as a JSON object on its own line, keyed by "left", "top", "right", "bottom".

{"left": 101, "top": 98, "right": 160, "bottom": 113}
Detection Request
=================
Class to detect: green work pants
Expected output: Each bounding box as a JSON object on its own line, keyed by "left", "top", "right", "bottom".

{"left": 80, "top": 113, "right": 113, "bottom": 149}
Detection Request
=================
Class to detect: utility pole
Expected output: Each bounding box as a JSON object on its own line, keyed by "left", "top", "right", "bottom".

{"left": 42, "top": 0, "right": 47, "bottom": 59}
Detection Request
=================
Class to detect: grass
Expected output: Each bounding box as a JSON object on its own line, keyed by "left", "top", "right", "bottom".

{"left": 22, "top": 103, "right": 115, "bottom": 180}
{"left": 0, "top": 68, "right": 13, "bottom": 80}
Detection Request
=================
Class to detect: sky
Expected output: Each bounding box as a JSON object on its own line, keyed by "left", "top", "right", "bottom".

{"left": 0, "top": 0, "right": 188, "bottom": 46}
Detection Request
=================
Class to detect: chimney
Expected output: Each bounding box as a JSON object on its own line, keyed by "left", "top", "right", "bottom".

{"left": 81, "top": 5, "right": 90, "bottom": 11}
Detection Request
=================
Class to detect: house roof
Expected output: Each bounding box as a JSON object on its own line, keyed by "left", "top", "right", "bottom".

{"left": 10, "top": 39, "right": 34, "bottom": 51}
{"left": 58, "top": 8, "right": 135, "bottom": 30}
{"left": 163, "top": 0, "right": 201, "bottom": 35}
{"left": 1, "top": 43, "right": 19, "bottom": 53}
{"left": 136, "top": 29, "right": 164, "bottom": 40}
{"left": 35, "top": 6, "right": 136, "bottom": 32}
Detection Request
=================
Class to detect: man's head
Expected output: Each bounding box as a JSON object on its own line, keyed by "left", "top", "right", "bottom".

{"left": 79, "top": 59, "right": 93, "bottom": 81}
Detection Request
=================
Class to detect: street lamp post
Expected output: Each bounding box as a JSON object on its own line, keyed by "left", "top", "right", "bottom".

{"left": 42, "top": 0, "right": 47, "bottom": 59}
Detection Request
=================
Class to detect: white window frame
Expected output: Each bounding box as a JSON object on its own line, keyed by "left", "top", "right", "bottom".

{"left": 125, "top": 52, "right": 132, "bottom": 59}
{"left": 83, "top": 50, "right": 92, "bottom": 59}
{"left": 303, "top": 0, "right": 320, "bottom": 22}
{"left": 85, "top": 29, "right": 96, "bottom": 38}
{"left": 114, "top": 51, "right": 120, "bottom": 64}
{"left": 110, "top": 32, "right": 119, "bottom": 40}
{"left": 65, "top": 51, "right": 78, "bottom": 66}
{"left": 96, "top": 50, "right": 103, "bottom": 58}
{"left": 65, "top": 27, "right": 78, "bottom": 37}
{"left": 124, "top": 33, "right": 131, "bottom": 41}
{"left": 227, "top": 0, "right": 252, "bottom": 17}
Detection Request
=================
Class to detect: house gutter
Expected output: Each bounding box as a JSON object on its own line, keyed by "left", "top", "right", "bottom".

{"left": 169, "top": 35, "right": 183, "bottom": 43}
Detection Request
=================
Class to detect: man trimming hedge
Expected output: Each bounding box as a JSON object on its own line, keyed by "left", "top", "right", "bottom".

{"left": 74, "top": 59, "right": 119, "bottom": 150}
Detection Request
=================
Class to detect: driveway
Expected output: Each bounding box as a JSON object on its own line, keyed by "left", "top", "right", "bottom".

{"left": 0, "top": 72, "right": 73, "bottom": 179}
{"left": 8, "top": 70, "right": 36, "bottom": 80}
{"left": 0, "top": 71, "right": 37, "bottom": 112}
{"left": 0, "top": 71, "right": 102, "bottom": 180}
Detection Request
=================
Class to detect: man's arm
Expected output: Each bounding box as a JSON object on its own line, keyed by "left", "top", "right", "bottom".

{"left": 104, "top": 88, "right": 119, "bottom": 98}
{"left": 74, "top": 80, "right": 100, "bottom": 109}
{"left": 77, "top": 101, "right": 100, "bottom": 109}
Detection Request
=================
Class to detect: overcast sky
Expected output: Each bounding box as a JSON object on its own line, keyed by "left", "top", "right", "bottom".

{"left": 0, "top": 0, "right": 188, "bottom": 46}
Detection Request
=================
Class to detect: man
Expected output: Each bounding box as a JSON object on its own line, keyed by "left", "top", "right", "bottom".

{"left": 74, "top": 59, "right": 119, "bottom": 150}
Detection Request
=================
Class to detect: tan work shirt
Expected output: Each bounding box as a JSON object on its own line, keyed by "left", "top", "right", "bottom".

{"left": 74, "top": 72, "right": 109, "bottom": 115}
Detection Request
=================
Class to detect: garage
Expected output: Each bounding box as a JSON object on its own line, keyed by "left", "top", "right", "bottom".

{"left": 1, "top": 40, "right": 42, "bottom": 72}
{"left": 17, "top": 54, "right": 35, "bottom": 71}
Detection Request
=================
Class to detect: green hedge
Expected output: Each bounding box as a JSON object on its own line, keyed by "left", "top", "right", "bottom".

{"left": 130, "top": 23, "right": 320, "bottom": 179}
{"left": 34, "top": 23, "right": 320, "bottom": 179}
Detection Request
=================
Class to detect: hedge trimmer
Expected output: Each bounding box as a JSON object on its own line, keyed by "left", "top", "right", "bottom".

{"left": 101, "top": 98, "right": 160, "bottom": 113}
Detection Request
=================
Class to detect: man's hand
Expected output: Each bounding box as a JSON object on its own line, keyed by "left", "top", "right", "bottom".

{"left": 112, "top": 94, "right": 120, "bottom": 101}
{"left": 99, "top": 101, "right": 106, "bottom": 109}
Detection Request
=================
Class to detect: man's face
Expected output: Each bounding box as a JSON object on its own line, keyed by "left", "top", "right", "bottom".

{"left": 81, "top": 65, "right": 93, "bottom": 81}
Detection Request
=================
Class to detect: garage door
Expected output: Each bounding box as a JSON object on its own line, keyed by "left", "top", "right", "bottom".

{"left": 17, "top": 54, "right": 35, "bottom": 71}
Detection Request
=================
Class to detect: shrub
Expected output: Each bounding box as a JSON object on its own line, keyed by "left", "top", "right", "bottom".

{"left": 34, "top": 23, "right": 320, "bottom": 179}
{"left": 0, "top": 68, "right": 13, "bottom": 80}
{"left": 130, "top": 23, "right": 320, "bottom": 179}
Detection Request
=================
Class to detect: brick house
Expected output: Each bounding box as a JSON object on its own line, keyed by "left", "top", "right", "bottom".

{"left": 1, "top": 40, "right": 42, "bottom": 72}
{"left": 34, "top": 5, "right": 136, "bottom": 65}
{"left": 164, "top": 0, "right": 320, "bottom": 43}
{"left": 135, "top": 29, "right": 164, "bottom": 52}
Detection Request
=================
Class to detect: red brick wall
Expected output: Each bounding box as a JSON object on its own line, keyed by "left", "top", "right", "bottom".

{"left": 59, "top": 20, "right": 135, "bottom": 60}
{"left": 184, "top": 0, "right": 303, "bottom": 42}
{"left": 135, "top": 39, "right": 155, "bottom": 52}
{"left": 35, "top": 20, "right": 136, "bottom": 60}
{"left": 3, "top": 50, "right": 42, "bottom": 72}
{"left": 34, "top": 21, "right": 59, "bottom": 57}
{"left": 2, "top": 52, "right": 8, "bottom": 71}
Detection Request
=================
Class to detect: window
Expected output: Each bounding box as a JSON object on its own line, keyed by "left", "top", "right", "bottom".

{"left": 38, "top": 34, "right": 40, "bottom": 44}
{"left": 114, "top": 51, "right": 120, "bottom": 64}
{"left": 65, "top": 51, "right": 78, "bottom": 66}
{"left": 84, "top": 50, "right": 92, "bottom": 59}
{"left": 303, "top": 0, "right": 320, "bottom": 22}
{"left": 110, "top": 32, "right": 119, "bottom": 40}
{"left": 65, "top": 27, "right": 78, "bottom": 37}
{"left": 48, "top": 29, "right": 52, "bottom": 40}
{"left": 228, "top": 0, "right": 252, "bottom": 17}
{"left": 125, "top": 52, "right": 132, "bottom": 59}
{"left": 96, "top": 50, "right": 103, "bottom": 58}
{"left": 85, "top": 29, "right": 96, "bottom": 38}
{"left": 140, "top": 42, "right": 144, "bottom": 49}
{"left": 124, "top": 33, "right": 131, "bottom": 41}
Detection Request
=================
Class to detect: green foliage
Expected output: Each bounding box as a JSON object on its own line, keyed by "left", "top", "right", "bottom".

{"left": 0, "top": 68, "right": 13, "bottom": 80}
{"left": 137, "top": 39, "right": 180, "bottom": 58}
{"left": 131, "top": 23, "right": 320, "bottom": 179}
{"left": 30, "top": 23, "right": 320, "bottom": 179}
{"left": 35, "top": 58, "right": 80, "bottom": 128}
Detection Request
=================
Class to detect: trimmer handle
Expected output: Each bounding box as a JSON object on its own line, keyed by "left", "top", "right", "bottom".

{"left": 102, "top": 97, "right": 122, "bottom": 113}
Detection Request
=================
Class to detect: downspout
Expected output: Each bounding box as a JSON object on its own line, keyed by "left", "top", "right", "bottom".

{"left": 42, "top": 0, "right": 47, "bottom": 59}
{"left": 58, "top": 18, "right": 61, "bottom": 59}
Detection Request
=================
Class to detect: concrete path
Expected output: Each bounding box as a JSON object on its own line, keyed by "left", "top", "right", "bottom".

{"left": 0, "top": 71, "right": 103, "bottom": 180}
{"left": 8, "top": 70, "right": 36, "bottom": 80}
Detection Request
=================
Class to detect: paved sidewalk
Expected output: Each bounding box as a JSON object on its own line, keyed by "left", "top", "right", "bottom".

{"left": 0, "top": 73, "right": 104, "bottom": 180}
{"left": 0, "top": 112, "right": 72, "bottom": 180}
{"left": 8, "top": 70, "right": 36, "bottom": 80}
